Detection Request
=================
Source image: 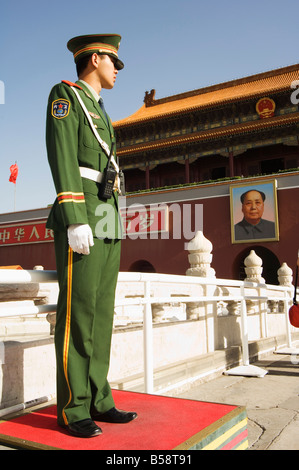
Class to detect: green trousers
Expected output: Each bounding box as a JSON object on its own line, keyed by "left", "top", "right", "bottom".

{"left": 54, "top": 231, "right": 121, "bottom": 426}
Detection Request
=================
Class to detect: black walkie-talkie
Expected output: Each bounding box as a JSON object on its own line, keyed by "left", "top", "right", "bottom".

{"left": 99, "top": 143, "right": 117, "bottom": 199}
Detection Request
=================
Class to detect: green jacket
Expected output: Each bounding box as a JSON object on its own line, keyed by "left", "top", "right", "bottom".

{"left": 46, "top": 80, "right": 122, "bottom": 239}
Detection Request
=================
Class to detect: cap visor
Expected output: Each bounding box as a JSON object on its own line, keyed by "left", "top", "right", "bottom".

{"left": 115, "top": 58, "right": 124, "bottom": 70}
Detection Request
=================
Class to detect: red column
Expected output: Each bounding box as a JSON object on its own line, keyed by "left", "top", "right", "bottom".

{"left": 185, "top": 157, "right": 190, "bottom": 183}
{"left": 145, "top": 164, "right": 150, "bottom": 189}
{"left": 229, "top": 150, "right": 234, "bottom": 177}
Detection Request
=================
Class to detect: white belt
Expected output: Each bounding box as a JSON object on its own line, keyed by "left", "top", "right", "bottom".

{"left": 79, "top": 166, "right": 103, "bottom": 183}
{"left": 79, "top": 166, "right": 120, "bottom": 192}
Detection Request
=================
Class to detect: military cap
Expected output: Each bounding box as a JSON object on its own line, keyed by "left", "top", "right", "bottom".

{"left": 67, "top": 34, "right": 124, "bottom": 70}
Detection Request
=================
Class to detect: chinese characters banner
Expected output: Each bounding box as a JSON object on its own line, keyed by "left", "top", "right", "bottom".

{"left": 123, "top": 206, "right": 169, "bottom": 235}
{"left": 0, "top": 206, "right": 169, "bottom": 246}
{"left": 0, "top": 221, "right": 54, "bottom": 246}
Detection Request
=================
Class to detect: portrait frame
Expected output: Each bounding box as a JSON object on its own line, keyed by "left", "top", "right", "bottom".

{"left": 230, "top": 179, "right": 279, "bottom": 244}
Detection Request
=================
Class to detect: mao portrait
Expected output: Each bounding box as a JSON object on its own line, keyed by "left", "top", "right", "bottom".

{"left": 230, "top": 180, "right": 279, "bottom": 243}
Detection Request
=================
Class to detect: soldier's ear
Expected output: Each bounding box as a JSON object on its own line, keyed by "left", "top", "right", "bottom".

{"left": 91, "top": 53, "right": 100, "bottom": 69}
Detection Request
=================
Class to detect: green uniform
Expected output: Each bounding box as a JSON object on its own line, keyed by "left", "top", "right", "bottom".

{"left": 46, "top": 79, "right": 121, "bottom": 426}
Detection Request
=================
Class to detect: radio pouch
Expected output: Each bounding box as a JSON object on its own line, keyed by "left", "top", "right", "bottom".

{"left": 98, "top": 143, "right": 117, "bottom": 199}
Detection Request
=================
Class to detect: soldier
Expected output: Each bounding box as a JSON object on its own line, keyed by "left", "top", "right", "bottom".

{"left": 46, "top": 34, "right": 137, "bottom": 438}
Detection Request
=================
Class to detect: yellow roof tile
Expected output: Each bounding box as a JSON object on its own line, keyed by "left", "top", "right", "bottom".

{"left": 114, "top": 65, "right": 299, "bottom": 127}
{"left": 116, "top": 111, "right": 299, "bottom": 156}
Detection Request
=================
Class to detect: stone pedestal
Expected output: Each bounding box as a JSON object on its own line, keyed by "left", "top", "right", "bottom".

{"left": 244, "top": 250, "right": 265, "bottom": 284}
{"left": 186, "top": 231, "right": 215, "bottom": 278}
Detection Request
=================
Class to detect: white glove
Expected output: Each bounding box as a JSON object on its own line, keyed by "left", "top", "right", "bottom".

{"left": 67, "top": 224, "right": 94, "bottom": 255}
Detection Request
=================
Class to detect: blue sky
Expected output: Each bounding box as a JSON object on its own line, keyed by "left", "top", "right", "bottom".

{"left": 0, "top": 0, "right": 299, "bottom": 214}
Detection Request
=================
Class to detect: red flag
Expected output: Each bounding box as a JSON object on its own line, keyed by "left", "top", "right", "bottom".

{"left": 9, "top": 163, "right": 18, "bottom": 184}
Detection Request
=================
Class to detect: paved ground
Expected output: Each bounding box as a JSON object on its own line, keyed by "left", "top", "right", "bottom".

{"left": 1, "top": 350, "right": 299, "bottom": 450}
{"left": 177, "top": 351, "right": 299, "bottom": 450}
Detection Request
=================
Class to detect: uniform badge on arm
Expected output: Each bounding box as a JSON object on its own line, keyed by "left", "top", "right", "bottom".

{"left": 51, "top": 99, "right": 70, "bottom": 119}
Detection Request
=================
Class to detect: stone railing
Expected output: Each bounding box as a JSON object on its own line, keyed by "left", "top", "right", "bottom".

{"left": 0, "top": 231, "right": 298, "bottom": 395}
{"left": 0, "top": 232, "right": 296, "bottom": 337}
{"left": 113, "top": 232, "right": 295, "bottom": 327}
{"left": 0, "top": 267, "right": 58, "bottom": 337}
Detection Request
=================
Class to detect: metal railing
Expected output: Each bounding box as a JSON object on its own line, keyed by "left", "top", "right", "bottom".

{"left": 116, "top": 273, "right": 295, "bottom": 386}
{"left": 0, "top": 269, "right": 296, "bottom": 393}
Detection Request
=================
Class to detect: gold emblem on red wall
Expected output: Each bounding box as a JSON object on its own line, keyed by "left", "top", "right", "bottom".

{"left": 256, "top": 97, "right": 276, "bottom": 119}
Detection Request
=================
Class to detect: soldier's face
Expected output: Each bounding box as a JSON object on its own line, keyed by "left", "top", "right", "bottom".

{"left": 97, "top": 55, "right": 118, "bottom": 90}
{"left": 242, "top": 190, "right": 264, "bottom": 225}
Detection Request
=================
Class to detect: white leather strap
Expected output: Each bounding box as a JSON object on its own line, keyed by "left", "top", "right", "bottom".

{"left": 79, "top": 166, "right": 103, "bottom": 183}
{"left": 70, "top": 85, "right": 119, "bottom": 173}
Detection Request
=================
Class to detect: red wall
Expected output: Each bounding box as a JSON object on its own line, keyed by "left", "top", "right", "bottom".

{"left": 119, "top": 186, "right": 299, "bottom": 282}
{"left": 0, "top": 242, "right": 56, "bottom": 270}
{"left": 0, "top": 185, "right": 298, "bottom": 282}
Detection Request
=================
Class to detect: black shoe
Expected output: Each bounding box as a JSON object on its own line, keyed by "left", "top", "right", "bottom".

{"left": 92, "top": 407, "right": 137, "bottom": 424}
{"left": 61, "top": 418, "right": 102, "bottom": 438}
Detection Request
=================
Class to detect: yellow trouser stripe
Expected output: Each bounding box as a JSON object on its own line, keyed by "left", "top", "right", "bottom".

{"left": 62, "top": 247, "right": 73, "bottom": 425}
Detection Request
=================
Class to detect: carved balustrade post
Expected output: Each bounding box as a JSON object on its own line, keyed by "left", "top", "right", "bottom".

{"left": 278, "top": 262, "right": 293, "bottom": 287}
{"left": 186, "top": 231, "right": 215, "bottom": 278}
{"left": 186, "top": 231, "right": 216, "bottom": 352}
{"left": 277, "top": 262, "right": 293, "bottom": 313}
{"left": 243, "top": 251, "right": 265, "bottom": 320}
{"left": 244, "top": 250, "right": 265, "bottom": 284}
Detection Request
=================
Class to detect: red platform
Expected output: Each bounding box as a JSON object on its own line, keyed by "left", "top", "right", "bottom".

{"left": 0, "top": 390, "right": 248, "bottom": 450}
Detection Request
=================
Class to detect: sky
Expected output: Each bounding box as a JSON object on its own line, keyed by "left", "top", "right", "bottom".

{"left": 0, "top": 0, "right": 299, "bottom": 215}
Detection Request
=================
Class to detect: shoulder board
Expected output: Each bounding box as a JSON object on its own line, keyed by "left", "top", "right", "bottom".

{"left": 61, "top": 80, "right": 83, "bottom": 89}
